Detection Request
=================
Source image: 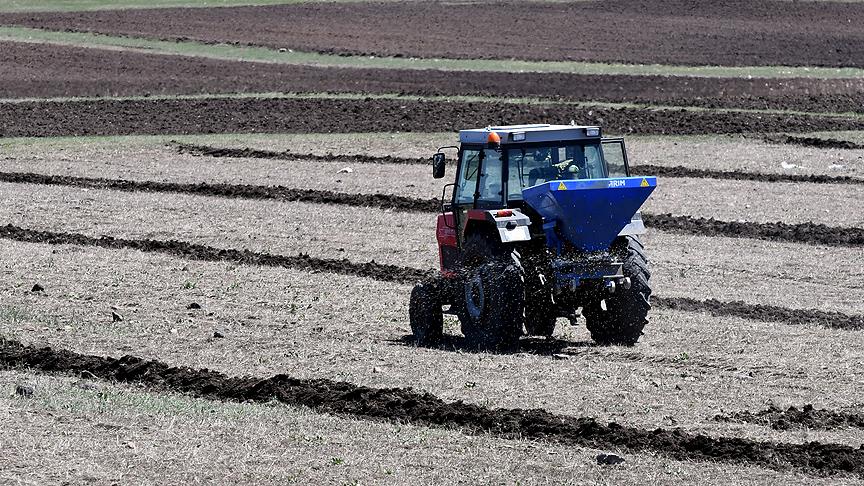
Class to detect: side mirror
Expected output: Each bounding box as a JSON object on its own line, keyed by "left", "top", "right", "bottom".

{"left": 432, "top": 153, "right": 446, "bottom": 179}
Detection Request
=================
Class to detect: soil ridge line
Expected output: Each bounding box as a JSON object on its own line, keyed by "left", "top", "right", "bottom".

{"left": 3, "top": 97, "right": 864, "bottom": 137}
{"left": 715, "top": 404, "right": 864, "bottom": 431}
{"left": 1, "top": 338, "right": 863, "bottom": 477}
{"left": 0, "top": 223, "right": 429, "bottom": 284}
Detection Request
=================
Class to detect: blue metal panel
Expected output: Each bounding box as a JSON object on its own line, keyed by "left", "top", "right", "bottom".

{"left": 522, "top": 177, "right": 657, "bottom": 252}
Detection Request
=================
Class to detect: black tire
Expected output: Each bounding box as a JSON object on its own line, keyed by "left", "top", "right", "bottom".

{"left": 584, "top": 236, "right": 652, "bottom": 346}
{"left": 409, "top": 279, "right": 444, "bottom": 346}
{"left": 523, "top": 271, "right": 557, "bottom": 337}
{"left": 460, "top": 262, "right": 524, "bottom": 350}
{"left": 457, "top": 232, "right": 524, "bottom": 350}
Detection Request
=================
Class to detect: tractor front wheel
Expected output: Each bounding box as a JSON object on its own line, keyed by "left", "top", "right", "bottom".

{"left": 409, "top": 279, "right": 444, "bottom": 346}
{"left": 583, "top": 236, "right": 652, "bottom": 346}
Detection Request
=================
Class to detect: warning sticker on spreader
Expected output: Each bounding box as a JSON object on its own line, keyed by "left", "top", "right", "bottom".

{"left": 557, "top": 182, "right": 567, "bottom": 191}
{"left": 640, "top": 178, "right": 649, "bottom": 187}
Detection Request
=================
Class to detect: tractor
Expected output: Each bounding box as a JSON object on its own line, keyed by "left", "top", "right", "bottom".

{"left": 409, "top": 124, "right": 657, "bottom": 350}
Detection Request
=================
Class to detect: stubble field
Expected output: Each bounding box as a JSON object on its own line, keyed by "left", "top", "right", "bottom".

{"left": 1, "top": 1, "right": 864, "bottom": 484}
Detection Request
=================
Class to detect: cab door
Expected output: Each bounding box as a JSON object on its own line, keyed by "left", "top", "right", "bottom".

{"left": 452, "top": 147, "right": 505, "bottom": 246}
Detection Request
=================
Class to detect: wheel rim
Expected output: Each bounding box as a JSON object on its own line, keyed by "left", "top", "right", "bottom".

{"left": 464, "top": 272, "right": 485, "bottom": 321}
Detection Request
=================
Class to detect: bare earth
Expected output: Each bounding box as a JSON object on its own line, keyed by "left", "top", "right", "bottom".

{"left": 1, "top": 9, "right": 863, "bottom": 476}
{"left": 2, "top": 40, "right": 864, "bottom": 114}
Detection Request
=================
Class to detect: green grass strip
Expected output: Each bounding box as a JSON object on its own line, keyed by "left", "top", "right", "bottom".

{"left": 0, "top": 0, "right": 336, "bottom": 13}
{"left": 1, "top": 26, "right": 863, "bottom": 79}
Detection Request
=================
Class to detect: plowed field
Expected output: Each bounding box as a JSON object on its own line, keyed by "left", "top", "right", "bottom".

{"left": 3, "top": 0, "right": 863, "bottom": 67}
{"left": 2, "top": 2, "right": 864, "bottom": 485}
{"left": 4, "top": 96, "right": 864, "bottom": 138}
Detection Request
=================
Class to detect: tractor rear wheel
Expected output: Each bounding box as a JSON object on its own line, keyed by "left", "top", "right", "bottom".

{"left": 457, "top": 233, "right": 524, "bottom": 350}
{"left": 584, "top": 236, "right": 652, "bottom": 346}
{"left": 460, "top": 262, "right": 524, "bottom": 350}
{"left": 409, "top": 279, "right": 444, "bottom": 346}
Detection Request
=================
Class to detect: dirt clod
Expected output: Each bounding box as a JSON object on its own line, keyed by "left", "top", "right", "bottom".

{"left": 715, "top": 404, "right": 864, "bottom": 431}
{"left": 187, "top": 302, "right": 202, "bottom": 310}
{"left": 111, "top": 311, "right": 124, "bottom": 322}
{"left": 213, "top": 331, "right": 225, "bottom": 339}
{"left": 596, "top": 453, "right": 625, "bottom": 465}
{"left": 30, "top": 284, "right": 44, "bottom": 292}
{"left": 14, "top": 384, "right": 34, "bottom": 398}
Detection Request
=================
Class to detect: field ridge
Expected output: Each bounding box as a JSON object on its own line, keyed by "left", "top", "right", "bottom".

{"left": 2, "top": 337, "right": 864, "bottom": 477}
{"left": 4, "top": 97, "right": 864, "bottom": 138}
{"left": 715, "top": 404, "right": 864, "bottom": 431}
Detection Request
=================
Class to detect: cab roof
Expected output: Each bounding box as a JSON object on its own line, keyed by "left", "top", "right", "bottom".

{"left": 459, "top": 124, "right": 601, "bottom": 145}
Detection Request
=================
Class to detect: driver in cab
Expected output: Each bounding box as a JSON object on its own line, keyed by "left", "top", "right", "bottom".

{"left": 533, "top": 147, "right": 588, "bottom": 180}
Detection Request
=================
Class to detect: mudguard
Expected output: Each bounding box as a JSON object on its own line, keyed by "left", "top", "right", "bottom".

{"left": 466, "top": 209, "right": 531, "bottom": 244}
{"left": 436, "top": 212, "right": 458, "bottom": 275}
{"left": 619, "top": 211, "right": 647, "bottom": 237}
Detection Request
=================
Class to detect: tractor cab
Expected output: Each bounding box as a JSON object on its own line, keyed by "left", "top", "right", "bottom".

{"left": 411, "top": 124, "right": 657, "bottom": 351}
{"left": 432, "top": 124, "right": 639, "bottom": 270}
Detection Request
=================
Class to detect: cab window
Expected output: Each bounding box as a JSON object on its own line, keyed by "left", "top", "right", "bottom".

{"left": 455, "top": 149, "right": 480, "bottom": 204}
{"left": 455, "top": 148, "right": 503, "bottom": 206}
{"left": 601, "top": 139, "right": 629, "bottom": 177}
{"left": 477, "top": 149, "right": 503, "bottom": 205}
{"left": 507, "top": 142, "right": 607, "bottom": 200}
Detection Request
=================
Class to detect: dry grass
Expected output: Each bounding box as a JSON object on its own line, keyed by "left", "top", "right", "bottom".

{"left": 0, "top": 138, "right": 445, "bottom": 199}
{"left": 2, "top": 181, "right": 861, "bottom": 313}
{"left": 2, "top": 132, "right": 864, "bottom": 483}
{"left": 4, "top": 370, "right": 854, "bottom": 486}
{"left": 1, "top": 239, "right": 863, "bottom": 450}
{"left": 643, "top": 232, "right": 864, "bottom": 314}
{"left": 648, "top": 176, "right": 861, "bottom": 227}
{"left": 0, "top": 181, "right": 439, "bottom": 269}
{"left": 629, "top": 134, "right": 864, "bottom": 178}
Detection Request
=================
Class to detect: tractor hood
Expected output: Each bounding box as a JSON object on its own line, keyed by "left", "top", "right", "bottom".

{"left": 522, "top": 177, "right": 657, "bottom": 252}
